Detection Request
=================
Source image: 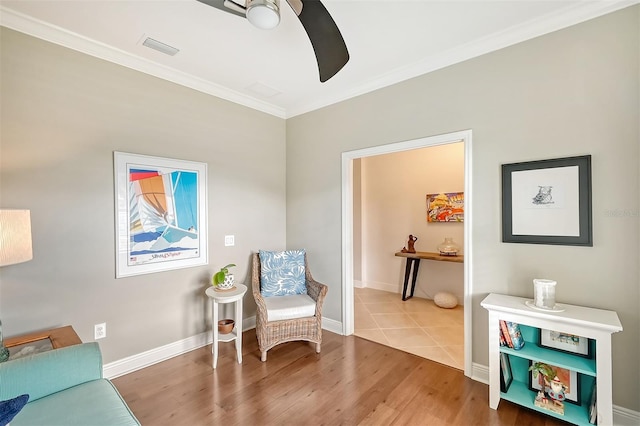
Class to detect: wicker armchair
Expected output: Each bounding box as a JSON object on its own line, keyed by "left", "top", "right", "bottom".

{"left": 251, "top": 252, "right": 328, "bottom": 362}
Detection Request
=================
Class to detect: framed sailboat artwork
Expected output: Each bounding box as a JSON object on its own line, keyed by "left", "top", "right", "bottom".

{"left": 114, "top": 152, "right": 208, "bottom": 278}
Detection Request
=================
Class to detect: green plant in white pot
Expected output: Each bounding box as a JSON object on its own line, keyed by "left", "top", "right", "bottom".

{"left": 212, "top": 263, "right": 236, "bottom": 290}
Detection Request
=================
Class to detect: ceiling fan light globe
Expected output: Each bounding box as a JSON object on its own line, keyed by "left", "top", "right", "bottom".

{"left": 246, "top": 0, "right": 280, "bottom": 30}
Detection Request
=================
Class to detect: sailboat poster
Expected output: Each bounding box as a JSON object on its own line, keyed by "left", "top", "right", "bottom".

{"left": 114, "top": 152, "right": 208, "bottom": 278}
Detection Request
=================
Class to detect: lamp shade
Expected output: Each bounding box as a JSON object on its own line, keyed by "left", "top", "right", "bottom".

{"left": 0, "top": 209, "right": 33, "bottom": 267}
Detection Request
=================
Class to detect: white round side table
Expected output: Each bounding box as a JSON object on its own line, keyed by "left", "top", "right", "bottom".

{"left": 205, "top": 283, "right": 247, "bottom": 369}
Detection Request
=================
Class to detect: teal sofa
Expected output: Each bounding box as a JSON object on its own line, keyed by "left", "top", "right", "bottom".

{"left": 0, "top": 342, "right": 139, "bottom": 426}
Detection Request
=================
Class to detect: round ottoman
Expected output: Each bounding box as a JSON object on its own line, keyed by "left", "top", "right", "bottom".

{"left": 434, "top": 291, "right": 458, "bottom": 309}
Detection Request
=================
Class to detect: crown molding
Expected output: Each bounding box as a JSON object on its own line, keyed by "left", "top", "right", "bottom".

{"left": 285, "top": 0, "right": 639, "bottom": 118}
{"left": 0, "top": 6, "right": 287, "bottom": 119}
{"left": 2, "top": 1, "right": 637, "bottom": 119}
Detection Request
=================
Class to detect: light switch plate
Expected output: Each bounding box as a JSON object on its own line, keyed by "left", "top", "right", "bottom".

{"left": 224, "top": 235, "right": 235, "bottom": 246}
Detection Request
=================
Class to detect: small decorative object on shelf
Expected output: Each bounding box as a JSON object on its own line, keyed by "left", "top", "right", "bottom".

{"left": 535, "top": 390, "right": 564, "bottom": 415}
{"left": 507, "top": 321, "right": 525, "bottom": 350}
{"left": 213, "top": 263, "right": 236, "bottom": 290}
{"left": 437, "top": 237, "right": 460, "bottom": 256}
{"left": 530, "top": 362, "right": 565, "bottom": 415}
{"left": 499, "top": 320, "right": 524, "bottom": 350}
{"left": 218, "top": 319, "right": 235, "bottom": 334}
{"left": 400, "top": 234, "right": 418, "bottom": 253}
{"left": 533, "top": 278, "right": 557, "bottom": 309}
{"left": 548, "top": 376, "right": 567, "bottom": 403}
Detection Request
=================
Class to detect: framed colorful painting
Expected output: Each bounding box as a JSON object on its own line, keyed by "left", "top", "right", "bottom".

{"left": 114, "top": 152, "right": 208, "bottom": 278}
{"left": 426, "top": 192, "right": 464, "bottom": 222}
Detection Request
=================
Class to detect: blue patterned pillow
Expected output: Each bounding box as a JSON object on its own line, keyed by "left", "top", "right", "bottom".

{"left": 259, "top": 250, "right": 307, "bottom": 297}
{"left": 0, "top": 394, "right": 29, "bottom": 425}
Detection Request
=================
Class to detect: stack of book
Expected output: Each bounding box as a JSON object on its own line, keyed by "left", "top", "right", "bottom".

{"left": 499, "top": 320, "right": 525, "bottom": 350}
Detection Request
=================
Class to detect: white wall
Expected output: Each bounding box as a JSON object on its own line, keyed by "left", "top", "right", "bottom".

{"left": 286, "top": 6, "right": 639, "bottom": 410}
{"left": 359, "top": 143, "right": 464, "bottom": 303}
{"left": 0, "top": 28, "right": 287, "bottom": 364}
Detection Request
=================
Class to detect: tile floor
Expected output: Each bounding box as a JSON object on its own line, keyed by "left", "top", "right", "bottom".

{"left": 354, "top": 287, "right": 464, "bottom": 370}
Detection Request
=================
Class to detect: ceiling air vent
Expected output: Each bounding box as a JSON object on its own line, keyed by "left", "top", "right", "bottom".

{"left": 142, "top": 37, "right": 179, "bottom": 56}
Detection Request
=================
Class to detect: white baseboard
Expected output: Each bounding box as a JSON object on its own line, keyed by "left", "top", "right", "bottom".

{"left": 471, "top": 362, "right": 489, "bottom": 384}
{"left": 612, "top": 405, "right": 640, "bottom": 426}
{"left": 103, "top": 315, "right": 334, "bottom": 379}
{"left": 104, "top": 324, "right": 639, "bottom": 425}
{"left": 103, "top": 316, "right": 256, "bottom": 379}
{"left": 103, "top": 331, "right": 210, "bottom": 379}
{"left": 322, "top": 316, "right": 343, "bottom": 335}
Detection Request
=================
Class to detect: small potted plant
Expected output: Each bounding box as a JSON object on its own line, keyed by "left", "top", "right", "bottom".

{"left": 212, "top": 263, "right": 236, "bottom": 290}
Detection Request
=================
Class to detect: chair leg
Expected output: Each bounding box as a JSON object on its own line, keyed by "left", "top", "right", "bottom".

{"left": 261, "top": 351, "right": 267, "bottom": 362}
{"left": 316, "top": 343, "right": 321, "bottom": 353}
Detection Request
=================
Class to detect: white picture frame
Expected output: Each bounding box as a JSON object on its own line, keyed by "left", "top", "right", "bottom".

{"left": 114, "top": 152, "right": 208, "bottom": 278}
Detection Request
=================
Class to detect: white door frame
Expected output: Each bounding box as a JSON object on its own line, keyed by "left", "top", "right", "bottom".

{"left": 341, "top": 129, "right": 473, "bottom": 377}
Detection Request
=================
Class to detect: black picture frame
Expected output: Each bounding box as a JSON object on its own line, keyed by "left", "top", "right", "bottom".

{"left": 528, "top": 361, "right": 581, "bottom": 405}
{"left": 502, "top": 155, "right": 592, "bottom": 246}
{"left": 538, "top": 329, "right": 593, "bottom": 359}
{"left": 500, "top": 353, "right": 513, "bottom": 393}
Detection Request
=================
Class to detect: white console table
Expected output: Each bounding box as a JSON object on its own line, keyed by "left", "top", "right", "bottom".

{"left": 481, "top": 293, "right": 622, "bottom": 425}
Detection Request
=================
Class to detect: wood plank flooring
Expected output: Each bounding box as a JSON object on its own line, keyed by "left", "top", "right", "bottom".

{"left": 112, "top": 329, "right": 568, "bottom": 425}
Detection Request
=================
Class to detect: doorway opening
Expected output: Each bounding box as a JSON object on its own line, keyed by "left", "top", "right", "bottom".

{"left": 341, "top": 130, "right": 473, "bottom": 377}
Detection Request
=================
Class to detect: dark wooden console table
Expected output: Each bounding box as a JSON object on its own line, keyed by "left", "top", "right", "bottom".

{"left": 395, "top": 251, "right": 464, "bottom": 300}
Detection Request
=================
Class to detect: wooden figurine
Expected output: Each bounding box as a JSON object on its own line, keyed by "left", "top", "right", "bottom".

{"left": 401, "top": 235, "right": 418, "bottom": 253}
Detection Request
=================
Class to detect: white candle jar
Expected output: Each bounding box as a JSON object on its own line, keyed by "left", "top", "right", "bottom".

{"left": 533, "top": 279, "right": 557, "bottom": 309}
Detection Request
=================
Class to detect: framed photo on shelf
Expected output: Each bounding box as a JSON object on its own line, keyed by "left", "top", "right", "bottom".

{"left": 500, "top": 353, "right": 513, "bottom": 393}
{"left": 538, "top": 329, "right": 593, "bottom": 358}
{"left": 528, "top": 361, "right": 581, "bottom": 405}
{"left": 502, "top": 155, "right": 592, "bottom": 246}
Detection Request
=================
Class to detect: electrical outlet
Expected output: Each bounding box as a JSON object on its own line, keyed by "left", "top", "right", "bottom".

{"left": 94, "top": 323, "right": 106, "bottom": 340}
{"left": 224, "top": 235, "right": 235, "bottom": 246}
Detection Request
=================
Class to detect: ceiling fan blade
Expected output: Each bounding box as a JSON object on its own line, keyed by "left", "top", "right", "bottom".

{"left": 197, "top": 0, "right": 247, "bottom": 18}
{"left": 285, "top": 0, "right": 303, "bottom": 15}
{"left": 296, "top": 1, "right": 349, "bottom": 82}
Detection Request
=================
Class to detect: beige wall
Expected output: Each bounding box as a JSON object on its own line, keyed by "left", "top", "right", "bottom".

{"left": 359, "top": 143, "right": 464, "bottom": 302}
{"left": 287, "top": 6, "right": 639, "bottom": 410}
{"left": 0, "top": 28, "right": 287, "bottom": 363}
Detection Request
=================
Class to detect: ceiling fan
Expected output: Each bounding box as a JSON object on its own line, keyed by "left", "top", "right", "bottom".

{"left": 197, "top": 0, "right": 349, "bottom": 82}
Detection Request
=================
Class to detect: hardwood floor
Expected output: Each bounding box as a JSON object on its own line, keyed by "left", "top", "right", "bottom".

{"left": 113, "top": 329, "right": 568, "bottom": 425}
